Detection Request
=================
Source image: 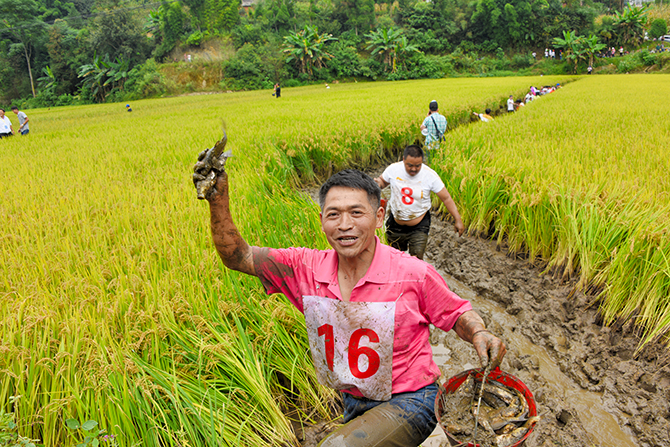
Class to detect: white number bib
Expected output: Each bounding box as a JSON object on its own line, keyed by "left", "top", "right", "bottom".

{"left": 303, "top": 296, "right": 395, "bottom": 401}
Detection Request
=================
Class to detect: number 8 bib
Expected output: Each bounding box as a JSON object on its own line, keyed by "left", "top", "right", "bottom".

{"left": 303, "top": 296, "right": 395, "bottom": 401}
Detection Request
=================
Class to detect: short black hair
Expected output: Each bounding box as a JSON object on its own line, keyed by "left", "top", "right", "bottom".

{"left": 319, "top": 169, "right": 381, "bottom": 210}
{"left": 485, "top": 108, "right": 491, "bottom": 114}
{"left": 11, "top": 106, "right": 18, "bottom": 110}
{"left": 403, "top": 145, "right": 423, "bottom": 160}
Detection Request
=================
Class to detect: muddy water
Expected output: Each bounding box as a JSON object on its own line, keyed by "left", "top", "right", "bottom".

{"left": 431, "top": 271, "right": 638, "bottom": 447}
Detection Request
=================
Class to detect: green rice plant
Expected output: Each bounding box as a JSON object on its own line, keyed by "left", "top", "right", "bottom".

{"left": 432, "top": 74, "right": 670, "bottom": 349}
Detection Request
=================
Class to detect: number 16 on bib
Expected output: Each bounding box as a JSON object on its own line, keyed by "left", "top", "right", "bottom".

{"left": 303, "top": 296, "right": 395, "bottom": 401}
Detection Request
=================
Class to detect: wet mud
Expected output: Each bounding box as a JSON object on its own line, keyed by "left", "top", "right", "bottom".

{"left": 297, "top": 189, "right": 670, "bottom": 447}
{"left": 424, "top": 216, "right": 670, "bottom": 447}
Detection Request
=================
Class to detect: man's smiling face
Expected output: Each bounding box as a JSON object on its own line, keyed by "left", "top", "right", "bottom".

{"left": 320, "top": 186, "right": 383, "bottom": 260}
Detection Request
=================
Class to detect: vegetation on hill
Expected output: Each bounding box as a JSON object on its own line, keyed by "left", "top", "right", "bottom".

{"left": 1, "top": 0, "right": 668, "bottom": 107}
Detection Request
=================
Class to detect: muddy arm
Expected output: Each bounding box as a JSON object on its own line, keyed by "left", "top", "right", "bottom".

{"left": 207, "top": 172, "right": 256, "bottom": 276}
{"left": 454, "top": 310, "right": 506, "bottom": 369}
{"left": 436, "top": 187, "right": 465, "bottom": 236}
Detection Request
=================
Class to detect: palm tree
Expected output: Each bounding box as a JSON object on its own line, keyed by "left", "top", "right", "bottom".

{"left": 283, "top": 25, "right": 336, "bottom": 76}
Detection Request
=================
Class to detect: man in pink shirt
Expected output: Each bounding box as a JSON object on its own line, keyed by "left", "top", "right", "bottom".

{"left": 204, "top": 167, "right": 506, "bottom": 446}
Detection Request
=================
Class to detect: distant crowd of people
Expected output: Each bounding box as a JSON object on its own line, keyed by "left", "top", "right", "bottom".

{"left": 471, "top": 84, "right": 560, "bottom": 121}
{"left": 652, "top": 43, "right": 668, "bottom": 54}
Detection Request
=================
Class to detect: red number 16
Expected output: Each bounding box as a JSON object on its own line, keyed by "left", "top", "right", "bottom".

{"left": 318, "top": 324, "right": 381, "bottom": 379}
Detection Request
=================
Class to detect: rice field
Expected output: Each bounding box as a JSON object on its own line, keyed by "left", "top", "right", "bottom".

{"left": 432, "top": 74, "right": 670, "bottom": 347}
{"left": 1, "top": 76, "right": 571, "bottom": 446}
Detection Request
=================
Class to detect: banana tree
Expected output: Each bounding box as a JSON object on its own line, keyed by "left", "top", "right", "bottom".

{"left": 553, "top": 30, "right": 582, "bottom": 73}
{"left": 582, "top": 34, "right": 606, "bottom": 67}
{"left": 37, "top": 65, "right": 56, "bottom": 95}
{"left": 283, "top": 25, "right": 336, "bottom": 76}
{"left": 365, "top": 27, "right": 403, "bottom": 72}
{"left": 613, "top": 5, "right": 649, "bottom": 47}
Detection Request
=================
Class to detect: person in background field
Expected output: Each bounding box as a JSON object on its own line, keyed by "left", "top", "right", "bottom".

{"left": 0, "top": 108, "right": 14, "bottom": 138}
{"left": 473, "top": 108, "right": 494, "bottom": 122}
{"left": 420, "top": 100, "right": 446, "bottom": 165}
{"left": 507, "top": 95, "right": 515, "bottom": 113}
{"left": 375, "top": 145, "right": 465, "bottom": 261}
{"left": 273, "top": 83, "right": 281, "bottom": 98}
{"left": 10, "top": 106, "right": 29, "bottom": 135}
{"left": 125, "top": 104, "right": 132, "bottom": 112}
{"left": 201, "top": 161, "right": 506, "bottom": 447}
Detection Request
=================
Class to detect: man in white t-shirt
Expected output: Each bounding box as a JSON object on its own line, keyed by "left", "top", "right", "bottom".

{"left": 375, "top": 145, "right": 464, "bottom": 260}
{"left": 0, "top": 108, "right": 14, "bottom": 138}
{"left": 507, "top": 95, "right": 515, "bottom": 113}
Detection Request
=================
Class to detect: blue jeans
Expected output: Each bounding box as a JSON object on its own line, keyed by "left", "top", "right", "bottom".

{"left": 319, "top": 383, "right": 438, "bottom": 447}
{"left": 20, "top": 129, "right": 29, "bottom": 135}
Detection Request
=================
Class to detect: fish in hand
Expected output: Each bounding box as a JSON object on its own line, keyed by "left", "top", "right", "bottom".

{"left": 193, "top": 130, "right": 232, "bottom": 200}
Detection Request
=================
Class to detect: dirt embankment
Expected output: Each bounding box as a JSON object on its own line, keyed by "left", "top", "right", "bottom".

{"left": 426, "top": 216, "right": 670, "bottom": 447}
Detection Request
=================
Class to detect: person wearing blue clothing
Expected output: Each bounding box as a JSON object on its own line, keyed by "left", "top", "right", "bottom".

{"left": 11, "top": 106, "right": 29, "bottom": 135}
{"left": 420, "top": 100, "right": 446, "bottom": 165}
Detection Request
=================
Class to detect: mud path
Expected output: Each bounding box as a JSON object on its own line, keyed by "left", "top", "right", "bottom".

{"left": 298, "top": 187, "right": 670, "bottom": 447}
{"left": 423, "top": 216, "right": 670, "bottom": 447}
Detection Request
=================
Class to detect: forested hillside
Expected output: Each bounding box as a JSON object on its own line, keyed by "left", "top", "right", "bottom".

{"left": 1, "top": 0, "right": 668, "bottom": 107}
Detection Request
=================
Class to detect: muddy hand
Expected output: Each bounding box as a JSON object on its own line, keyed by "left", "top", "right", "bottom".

{"left": 455, "top": 219, "right": 465, "bottom": 236}
{"left": 473, "top": 331, "right": 506, "bottom": 369}
{"left": 192, "top": 131, "right": 231, "bottom": 200}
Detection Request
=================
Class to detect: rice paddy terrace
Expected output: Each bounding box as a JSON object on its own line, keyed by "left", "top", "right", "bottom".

{"left": 1, "top": 74, "right": 669, "bottom": 446}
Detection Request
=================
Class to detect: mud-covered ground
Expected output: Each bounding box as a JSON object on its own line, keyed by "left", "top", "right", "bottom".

{"left": 425, "top": 216, "right": 670, "bottom": 447}
{"left": 297, "top": 189, "right": 670, "bottom": 447}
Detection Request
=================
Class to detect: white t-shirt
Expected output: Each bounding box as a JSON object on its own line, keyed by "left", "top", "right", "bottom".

{"left": 381, "top": 162, "right": 445, "bottom": 221}
{"left": 0, "top": 116, "right": 12, "bottom": 133}
{"left": 507, "top": 98, "right": 514, "bottom": 111}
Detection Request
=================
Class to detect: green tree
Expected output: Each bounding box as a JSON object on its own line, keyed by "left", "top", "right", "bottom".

{"left": 46, "top": 20, "right": 83, "bottom": 96}
{"left": 0, "top": 0, "right": 44, "bottom": 97}
{"left": 156, "top": 1, "right": 185, "bottom": 59}
{"left": 89, "top": 6, "right": 152, "bottom": 67}
{"left": 649, "top": 18, "right": 667, "bottom": 40}
{"left": 283, "top": 25, "right": 336, "bottom": 76}
{"left": 365, "top": 27, "right": 403, "bottom": 71}
{"left": 613, "top": 5, "right": 648, "bottom": 47}
{"left": 581, "top": 34, "right": 606, "bottom": 67}
{"left": 37, "top": 65, "right": 56, "bottom": 95}
{"left": 334, "top": 0, "right": 375, "bottom": 36}
{"left": 552, "top": 29, "right": 582, "bottom": 72}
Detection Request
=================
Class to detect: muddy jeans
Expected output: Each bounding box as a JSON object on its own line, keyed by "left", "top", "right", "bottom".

{"left": 318, "top": 383, "right": 438, "bottom": 447}
{"left": 385, "top": 211, "right": 431, "bottom": 260}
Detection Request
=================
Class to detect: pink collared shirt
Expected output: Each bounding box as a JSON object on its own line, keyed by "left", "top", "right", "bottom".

{"left": 253, "top": 237, "right": 472, "bottom": 397}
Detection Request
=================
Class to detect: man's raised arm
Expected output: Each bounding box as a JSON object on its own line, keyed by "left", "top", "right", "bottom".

{"left": 206, "top": 172, "right": 256, "bottom": 276}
